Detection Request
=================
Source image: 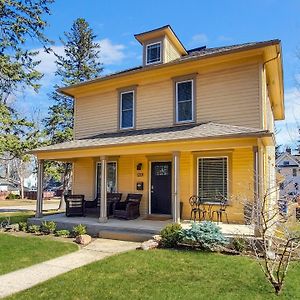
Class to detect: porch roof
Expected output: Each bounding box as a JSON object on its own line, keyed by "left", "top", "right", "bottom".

{"left": 31, "top": 122, "right": 271, "bottom": 154}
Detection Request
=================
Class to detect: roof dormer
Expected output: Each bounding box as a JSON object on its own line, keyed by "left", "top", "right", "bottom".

{"left": 134, "top": 25, "right": 187, "bottom": 66}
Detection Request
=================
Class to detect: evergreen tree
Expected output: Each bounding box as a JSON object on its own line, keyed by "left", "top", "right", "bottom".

{"left": 44, "top": 18, "right": 102, "bottom": 206}
{"left": 0, "top": 0, "right": 53, "bottom": 103}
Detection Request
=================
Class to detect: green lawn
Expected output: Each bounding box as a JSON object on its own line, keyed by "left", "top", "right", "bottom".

{"left": 0, "top": 233, "right": 78, "bottom": 275}
{"left": 6, "top": 249, "right": 300, "bottom": 300}
{"left": 0, "top": 211, "right": 35, "bottom": 224}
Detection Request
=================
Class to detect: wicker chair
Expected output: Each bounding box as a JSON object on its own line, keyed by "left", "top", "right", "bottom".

{"left": 113, "top": 194, "right": 143, "bottom": 220}
{"left": 85, "top": 193, "right": 122, "bottom": 216}
{"left": 65, "top": 194, "right": 85, "bottom": 217}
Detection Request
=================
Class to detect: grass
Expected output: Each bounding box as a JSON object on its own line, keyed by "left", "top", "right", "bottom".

{"left": 6, "top": 249, "right": 300, "bottom": 300}
{"left": 0, "top": 199, "right": 59, "bottom": 207}
{"left": 0, "top": 233, "right": 78, "bottom": 276}
{"left": 0, "top": 211, "right": 35, "bottom": 224}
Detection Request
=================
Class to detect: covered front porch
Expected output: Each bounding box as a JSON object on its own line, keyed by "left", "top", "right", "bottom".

{"left": 32, "top": 123, "right": 274, "bottom": 230}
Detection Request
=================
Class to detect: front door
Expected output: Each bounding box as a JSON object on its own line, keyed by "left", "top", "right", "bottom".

{"left": 150, "top": 162, "right": 172, "bottom": 214}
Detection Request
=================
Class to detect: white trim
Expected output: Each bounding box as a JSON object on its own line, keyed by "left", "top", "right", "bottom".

{"left": 95, "top": 161, "right": 118, "bottom": 197}
{"left": 148, "top": 160, "right": 172, "bottom": 215}
{"left": 175, "top": 79, "right": 194, "bottom": 123}
{"left": 145, "top": 41, "right": 162, "bottom": 65}
{"left": 196, "top": 156, "right": 229, "bottom": 202}
{"left": 119, "top": 90, "right": 135, "bottom": 130}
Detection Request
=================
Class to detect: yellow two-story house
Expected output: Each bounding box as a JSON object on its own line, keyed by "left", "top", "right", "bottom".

{"left": 32, "top": 25, "right": 284, "bottom": 225}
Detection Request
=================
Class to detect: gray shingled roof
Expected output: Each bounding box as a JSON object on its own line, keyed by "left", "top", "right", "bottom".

{"left": 58, "top": 39, "right": 280, "bottom": 95}
{"left": 32, "top": 122, "right": 270, "bottom": 153}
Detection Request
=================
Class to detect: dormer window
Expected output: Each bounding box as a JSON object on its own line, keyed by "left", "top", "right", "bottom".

{"left": 146, "top": 42, "right": 161, "bottom": 65}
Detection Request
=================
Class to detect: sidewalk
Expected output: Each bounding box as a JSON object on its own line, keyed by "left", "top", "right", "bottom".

{"left": 0, "top": 203, "right": 59, "bottom": 212}
{"left": 0, "top": 239, "right": 139, "bottom": 299}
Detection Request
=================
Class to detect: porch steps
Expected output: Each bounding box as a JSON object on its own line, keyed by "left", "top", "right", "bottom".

{"left": 98, "top": 229, "right": 154, "bottom": 242}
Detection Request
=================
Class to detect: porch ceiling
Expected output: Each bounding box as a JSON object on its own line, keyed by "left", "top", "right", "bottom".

{"left": 31, "top": 122, "right": 271, "bottom": 160}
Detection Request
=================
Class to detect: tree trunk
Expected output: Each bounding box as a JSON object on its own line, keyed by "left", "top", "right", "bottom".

{"left": 58, "top": 163, "right": 70, "bottom": 210}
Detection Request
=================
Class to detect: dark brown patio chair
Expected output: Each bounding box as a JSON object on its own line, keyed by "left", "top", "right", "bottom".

{"left": 113, "top": 193, "right": 143, "bottom": 220}
{"left": 189, "top": 195, "right": 207, "bottom": 221}
{"left": 85, "top": 193, "right": 122, "bottom": 217}
{"left": 65, "top": 194, "right": 85, "bottom": 217}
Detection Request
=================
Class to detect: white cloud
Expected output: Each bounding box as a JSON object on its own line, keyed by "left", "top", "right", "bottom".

{"left": 99, "top": 38, "right": 126, "bottom": 65}
{"left": 34, "top": 38, "right": 126, "bottom": 77}
{"left": 276, "top": 87, "right": 300, "bottom": 147}
{"left": 190, "top": 33, "right": 208, "bottom": 46}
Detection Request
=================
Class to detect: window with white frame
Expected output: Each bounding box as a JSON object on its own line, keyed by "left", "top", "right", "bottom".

{"left": 96, "top": 162, "right": 117, "bottom": 197}
{"left": 198, "top": 157, "right": 228, "bottom": 202}
{"left": 176, "top": 79, "right": 194, "bottom": 123}
{"left": 120, "top": 91, "right": 134, "bottom": 129}
{"left": 146, "top": 42, "right": 161, "bottom": 65}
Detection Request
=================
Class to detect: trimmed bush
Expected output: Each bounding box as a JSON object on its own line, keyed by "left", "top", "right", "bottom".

{"left": 55, "top": 229, "right": 70, "bottom": 237}
{"left": 160, "top": 223, "right": 182, "bottom": 248}
{"left": 18, "top": 222, "right": 27, "bottom": 232}
{"left": 27, "top": 224, "right": 40, "bottom": 234}
{"left": 41, "top": 221, "right": 56, "bottom": 234}
{"left": 181, "top": 221, "right": 228, "bottom": 251}
{"left": 72, "top": 224, "right": 87, "bottom": 236}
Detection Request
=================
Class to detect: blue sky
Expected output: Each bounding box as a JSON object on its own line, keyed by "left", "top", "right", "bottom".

{"left": 19, "top": 0, "right": 300, "bottom": 148}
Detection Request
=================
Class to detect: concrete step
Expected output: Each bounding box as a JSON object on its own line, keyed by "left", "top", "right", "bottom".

{"left": 98, "top": 229, "right": 153, "bottom": 242}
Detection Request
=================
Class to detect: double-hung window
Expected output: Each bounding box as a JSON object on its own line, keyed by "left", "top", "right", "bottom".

{"left": 198, "top": 157, "right": 228, "bottom": 203}
{"left": 146, "top": 42, "right": 161, "bottom": 65}
{"left": 120, "top": 91, "right": 134, "bottom": 129}
{"left": 175, "top": 79, "right": 194, "bottom": 123}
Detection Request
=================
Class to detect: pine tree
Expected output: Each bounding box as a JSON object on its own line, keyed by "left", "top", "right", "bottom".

{"left": 44, "top": 18, "right": 103, "bottom": 206}
{"left": 0, "top": 0, "right": 53, "bottom": 103}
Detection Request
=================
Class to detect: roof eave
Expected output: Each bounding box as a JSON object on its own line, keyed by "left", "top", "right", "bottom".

{"left": 58, "top": 39, "right": 281, "bottom": 98}
{"left": 30, "top": 131, "right": 272, "bottom": 155}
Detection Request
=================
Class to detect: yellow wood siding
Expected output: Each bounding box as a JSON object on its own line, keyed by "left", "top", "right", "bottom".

{"left": 197, "top": 62, "right": 260, "bottom": 128}
{"left": 73, "top": 158, "right": 95, "bottom": 200}
{"left": 164, "top": 36, "right": 181, "bottom": 63}
{"left": 74, "top": 61, "right": 261, "bottom": 139}
{"left": 74, "top": 90, "right": 117, "bottom": 139}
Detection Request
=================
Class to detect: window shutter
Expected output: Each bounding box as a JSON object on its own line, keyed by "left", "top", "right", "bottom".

{"left": 198, "top": 157, "right": 228, "bottom": 202}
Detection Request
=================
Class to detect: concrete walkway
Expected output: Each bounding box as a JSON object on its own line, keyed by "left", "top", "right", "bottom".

{"left": 0, "top": 239, "right": 139, "bottom": 299}
{"left": 0, "top": 203, "right": 59, "bottom": 212}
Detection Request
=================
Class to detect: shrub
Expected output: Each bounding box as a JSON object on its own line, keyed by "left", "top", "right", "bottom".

{"left": 18, "top": 222, "right": 27, "bottom": 231}
{"left": 55, "top": 229, "right": 70, "bottom": 237}
{"left": 41, "top": 221, "right": 56, "bottom": 234}
{"left": 180, "top": 221, "right": 228, "bottom": 251}
{"left": 5, "top": 193, "right": 20, "bottom": 200}
{"left": 160, "top": 223, "right": 182, "bottom": 248}
{"left": 231, "top": 237, "right": 248, "bottom": 253}
{"left": 27, "top": 224, "right": 40, "bottom": 234}
{"left": 72, "top": 224, "right": 87, "bottom": 236}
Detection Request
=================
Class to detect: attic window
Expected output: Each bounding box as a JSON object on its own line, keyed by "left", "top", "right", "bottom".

{"left": 146, "top": 42, "right": 161, "bottom": 65}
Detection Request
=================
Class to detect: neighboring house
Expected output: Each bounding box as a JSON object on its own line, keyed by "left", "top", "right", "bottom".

{"left": 276, "top": 151, "right": 300, "bottom": 197}
{"left": 0, "top": 177, "right": 19, "bottom": 192}
{"left": 24, "top": 173, "right": 37, "bottom": 190}
{"left": 32, "top": 25, "right": 284, "bottom": 224}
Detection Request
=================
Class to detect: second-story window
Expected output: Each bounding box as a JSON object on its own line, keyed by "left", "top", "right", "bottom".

{"left": 175, "top": 79, "right": 194, "bottom": 123}
{"left": 120, "top": 91, "right": 134, "bottom": 129}
{"left": 146, "top": 42, "right": 161, "bottom": 65}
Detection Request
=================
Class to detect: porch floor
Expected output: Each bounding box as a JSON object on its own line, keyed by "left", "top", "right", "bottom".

{"left": 29, "top": 214, "right": 255, "bottom": 237}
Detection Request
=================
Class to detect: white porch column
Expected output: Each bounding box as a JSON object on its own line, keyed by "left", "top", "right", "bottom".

{"left": 35, "top": 159, "right": 44, "bottom": 218}
{"left": 172, "top": 152, "right": 181, "bottom": 223}
{"left": 99, "top": 156, "right": 108, "bottom": 223}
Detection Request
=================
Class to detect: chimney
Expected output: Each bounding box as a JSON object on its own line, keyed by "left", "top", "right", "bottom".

{"left": 286, "top": 147, "right": 291, "bottom": 154}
